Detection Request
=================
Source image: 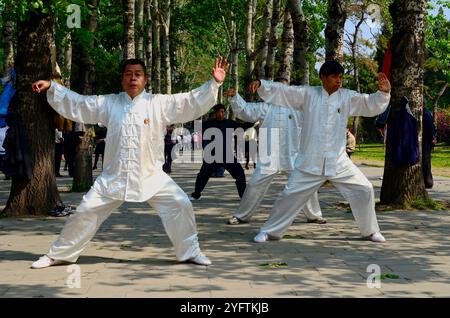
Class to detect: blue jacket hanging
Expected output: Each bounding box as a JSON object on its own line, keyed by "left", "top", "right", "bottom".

{"left": 0, "top": 69, "right": 16, "bottom": 116}
{"left": 387, "top": 96, "right": 420, "bottom": 166}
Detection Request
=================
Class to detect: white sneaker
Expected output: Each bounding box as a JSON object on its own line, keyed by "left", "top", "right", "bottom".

{"left": 365, "top": 231, "right": 386, "bottom": 243}
{"left": 188, "top": 253, "right": 212, "bottom": 266}
{"left": 254, "top": 232, "right": 269, "bottom": 243}
{"left": 30, "top": 255, "right": 66, "bottom": 269}
{"left": 189, "top": 196, "right": 201, "bottom": 201}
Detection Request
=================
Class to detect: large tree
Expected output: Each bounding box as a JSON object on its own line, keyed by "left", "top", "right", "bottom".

{"left": 3, "top": 4, "right": 62, "bottom": 216}
{"left": 123, "top": 0, "right": 136, "bottom": 60}
{"left": 71, "top": 0, "right": 99, "bottom": 192}
{"left": 324, "top": 0, "right": 346, "bottom": 62}
{"left": 380, "top": 0, "right": 428, "bottom": 205}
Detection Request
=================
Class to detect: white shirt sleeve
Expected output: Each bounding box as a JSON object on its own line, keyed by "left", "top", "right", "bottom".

{"left": 257, "top": 80, "right": 308, "bottom": 112}
{"left": 158, "top": 79, "right": 221, "bottom": 124}
{"left": 228, "top": 93, "right": 269, "bottom": 122}
{"left": 46, "top": 81, "right": 109, "bottom": 124}
{"left": 348, "top": 90, "right": 391, "bottom": 117}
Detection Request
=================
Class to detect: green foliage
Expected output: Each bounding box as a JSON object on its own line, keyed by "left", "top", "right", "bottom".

{"left": 424, "top": 6, "right": 450, "bottom": 109}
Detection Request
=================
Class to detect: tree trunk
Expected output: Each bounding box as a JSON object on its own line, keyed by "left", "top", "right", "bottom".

{"left": 72, "top": 0, "right": 99, "bottom": 192}
{"left": 350, "top": 10, "right": 364, "bottom": 142}
{"left": 244, "top": 0, "right": 257, "bottom": 100}
{"left": 144, "top": 0, "right": 153, "bottom": 91}
{"left": 325, "top": 0, "right": 346, "bottom": 62}
{"left": 380, "top": 0, "right": 428, "bottom": 206}
{"left": 152, "top": 0, "right": 161, "bottom": 93}
{"left": 433, "top": 82, "right": 448, "bottom": 127}
{"left": 256, "top": 0, "right": 273, "bottom": 79}
{"left": 230, "top": 16, "right": 239, "bottom": 93}
{"left": 136, "top": 0, "right": 144, "bottom": 60}
{"left": 266, "top": 0, "right": 281, "bottom": 80}
{"left": 2, "top": 3, "right": 15, "bottom": 72}
{"left": 57, "top": 32, "right": 72, "bottom": 87}
{"left": 289, "top": 0, "right": 309, "bottom": 85}
{"left": 3, "top": 10, "right": 62, "bottom": 216}
{"left": 278, "top": 7, "right": 294, "bottom": 83}
{"left": 161, "top": 0, "right": 171, "bottom": 94}
{"left": 123, "top": 0, "right": 136, "bottom": 60}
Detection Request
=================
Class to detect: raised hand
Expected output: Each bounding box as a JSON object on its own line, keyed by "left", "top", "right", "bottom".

{"left": 378, "top": 73, "right": 391, "bottom": 93}
{"left": 224, "top": 88, "right": 236, "bottom": 97}
{"left": 247, "top": 80, "right": 261, "bottom": 94}
{"left": 212, "top": 56, "right": 229, "bottom": 84}
{"left": 32, "top": 80, "right": 51, "bottom": 93}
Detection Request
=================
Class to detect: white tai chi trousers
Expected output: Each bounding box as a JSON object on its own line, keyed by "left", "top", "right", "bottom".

{"left": 47, "top": 179, "right": 201, "bottom": 263}
{"left": 260, "top": 160, "right": 380, "bottom": 239}
{"left": 234, "top": 167, "right": 323, "bottom": 222}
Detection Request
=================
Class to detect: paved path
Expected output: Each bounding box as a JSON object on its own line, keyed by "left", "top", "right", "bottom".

{"left": 1, "top": 150, "right": 449, "bottom": 298}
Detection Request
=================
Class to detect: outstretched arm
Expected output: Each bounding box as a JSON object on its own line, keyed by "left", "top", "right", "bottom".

{"left": 32, "top": 80, "right": 108, "bottom": 125}
{"left": 249, "top": 79, "right": 307, "bottom": 112}
{"left": 160, "top": 57, "right": 228, "bottom": 124}
{"left": 225, "top": 88, "right": 268, "bottom": 122}
{"left": 349, "top": 73, "right": 391, "bottom": 117}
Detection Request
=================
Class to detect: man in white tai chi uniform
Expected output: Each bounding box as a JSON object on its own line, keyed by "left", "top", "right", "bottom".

{"left": 30, "top": 57, "right": 228, "bottom": 268}
{"left": 224, "top": 81, "right": 326, "bottom": 226}
{"left": 248, "top": 60, "right": 391, "bottom": 243}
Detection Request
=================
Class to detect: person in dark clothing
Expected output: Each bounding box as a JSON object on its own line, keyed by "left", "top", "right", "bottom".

{"left": 422, "top": 106, "right": 437, "bottom": 189}
{"left": 190, "top": 103, "right": 254, "bottom": 200}
{"left": 55, "top": 129, "right": 64, "bottom": 177}
{"left": 1, "top": 112, "right": 32, "bottom": 180}
{"left": 92, "top": 124, "right": 107, "bottom": 170}
{"left": 163, "top": 125, "right": 176, "bottom": 173}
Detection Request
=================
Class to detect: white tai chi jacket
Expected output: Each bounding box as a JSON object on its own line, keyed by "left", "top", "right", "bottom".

{"left": 47, "top": 80, "right": 220, "bottom": 201}
{"left": 229, "top": 93, "right": 301, "bottom": 173}
{"left": 257, "top": 80, "right": 390, "bottom": 177}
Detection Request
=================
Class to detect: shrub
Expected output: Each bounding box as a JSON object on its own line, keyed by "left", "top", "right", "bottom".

{"left": 436, "top": 109, "right": 450, "bottom": 144}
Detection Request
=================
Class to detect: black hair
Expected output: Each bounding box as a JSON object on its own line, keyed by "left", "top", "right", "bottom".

{"left": 319, "top": 60, "right": 344, "bottom": 77}
{"left": 274, "top": 77, "right": 289, "bottom": 84}
{"left": 213, "top": 103, "right": 226, "bottom": 112}
{"left": 120, "top": 58, "right": 147, "bottom": 76}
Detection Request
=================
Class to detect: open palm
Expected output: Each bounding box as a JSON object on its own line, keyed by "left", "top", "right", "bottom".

{"left": 212, "top": 57, "right": 228, "bottom": 84}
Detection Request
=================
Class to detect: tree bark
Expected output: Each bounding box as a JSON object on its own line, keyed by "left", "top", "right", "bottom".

{"left": 57, "top": 32, "right": 72, "bottom": 87}
{"left": 278, "top": 6, "right": 293, "bottom": 83}
{"left": 144, "top": 0, "right": 153, "bottom": 91}
{"left": 380, "top": 0, "right": 428, "bottom": 205}
{"left": 256, "top": 0, "right": 273, "bottom": 79}
{"left": 152, "top": 0, "right": 161, "bottom": 93}
{"left": 289, "top": 0, "right": 309, "bottom": 85}
{"left": 244, "top": 0, "right": 257, "bottom": 100}
{"left": 324, "top": 0, "right": 346, "bottom": 62}
{"left": 72, "top": 0, "right": 99, "bottom": 192}
{"left": 136, "top": 0, "right": 145, "bottom": 60}
{"left": 123, "top": 0, "right": 136, "bottom": 60}
{"left": 2, "top": 3, "right": 15, "bottom": 72}
{"left": 266, "top": 0, "right": 281, "bottom": 80}
{"left": 3, "top": 10, "right": 62, "bottom": 216}
{"left": 161, "top": 0, "right": 172, "bottom": 94}
{"left": 349, "top": 9, "right": 365, "bottom": 142}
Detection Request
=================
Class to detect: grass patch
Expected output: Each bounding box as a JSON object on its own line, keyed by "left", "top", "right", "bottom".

{"left": 353, "top": 142, "right": 450, "bottom": 176}
{"left": 406, "top": 196, "right": 447, "bottom": 210}
{"left": 376, "top": 273, "right": 400, "bottom": 280}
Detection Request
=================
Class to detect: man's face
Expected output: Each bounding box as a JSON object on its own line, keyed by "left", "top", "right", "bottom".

{"left": 320, "top": 73, "right": 343, "bottom": 95}
{"left": 122, "top": 64, "right": 148, "bottom": 98}
{"left": 215, "top": 108, "right": 225, "bottom": 121}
